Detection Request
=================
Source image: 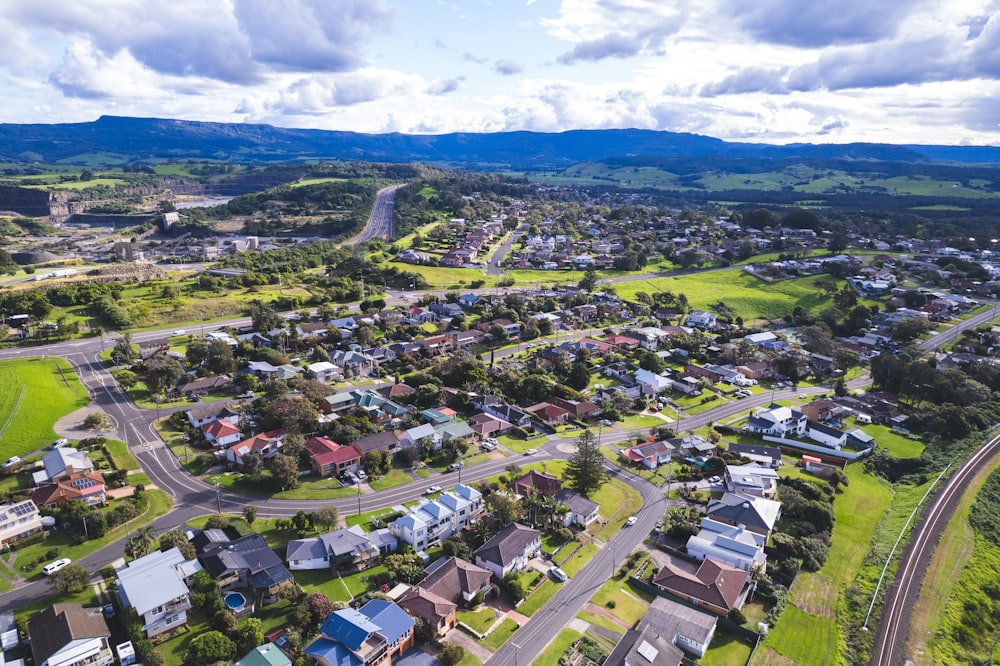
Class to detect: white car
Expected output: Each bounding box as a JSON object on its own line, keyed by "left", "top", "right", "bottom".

{"left": 2, "top": 456, "right": 19, "bottom": 468}
{"left": 523, "top": 448, "right": 538, "bottom": 456}
{"left": 42, "top": 558, "right": 71, "bottom": 575}
{"left": 549, "top": 567, "right": 568, "bottom": 582}
{"left": 625, "top": 516, "right": 637, "bottom": 526}
{"left": 424, "top": 485, "right": 442, "bottom": 495}
{"left": 481, "top": 442, "right": 497, "bottom": 451}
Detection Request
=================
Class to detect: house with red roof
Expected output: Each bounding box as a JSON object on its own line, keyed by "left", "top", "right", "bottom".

{"left": 652, "top": 557, "right": 750, "bottom": 617}
{"left": 32, "top": 471, "right": 106, "bottom": 508}
{"left": 203, "top": 419, "right": 243, "bottom": 448}
{"left": 306, "top": 437, "right": 362, "bottom": 478}
{"left": 226, "top": 430, "right": 286, "bottom": 470}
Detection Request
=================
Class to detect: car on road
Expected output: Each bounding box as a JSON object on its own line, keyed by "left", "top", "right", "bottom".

{"left": 625, "top": 516, "right": 637, "bottom": 526}
{"left": 549, "top": 566, "right": 568, "bottom": 582}
{"left": 237, "top": 391, "right": 255, "bottom": 399}
{"left": 446, "top": 462, "right": 464, "bottom": 472}
{"left": 43, "top": 558, "right": 71, "bottom": 575}
{"left": 2, "top": 457, "right": 19, "bottom": 468}
{"left": 523, "top": 448, "right": 538, "bottom": 456}
{"left": 424, "top": 485, "right": 442, "bottom": 495}
{"left": 171, "top": 330, "right": 186, "bottom": 337}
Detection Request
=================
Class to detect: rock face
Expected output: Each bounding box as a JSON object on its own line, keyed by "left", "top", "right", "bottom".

{"left": 0, "top": 186, "right": 50, "bottom": 217}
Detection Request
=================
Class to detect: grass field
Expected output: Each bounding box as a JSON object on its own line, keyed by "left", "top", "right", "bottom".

{"left": 0, "top": 358, "right": 90, "bottom": 458}
{"left": 368, "top": 468, "right": 413, "bottom": 491}
{"left": 481, "top": 618, "right": 519, "bottom": 652}
{"left": 614, "top": 269, "right": 841, "bottom": 323}
{"left": 590, "top": 479, "right": 645, "bottom": 540}
{"left": 532, "top": 629, "right": 581, "bottom": 666}
{"left": 753, "top": 465, "right": 893, "bottom": 665}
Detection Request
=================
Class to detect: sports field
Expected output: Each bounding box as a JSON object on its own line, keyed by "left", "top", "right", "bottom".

{"left": 0, "top": 358, "right": 90, "bottom": 458}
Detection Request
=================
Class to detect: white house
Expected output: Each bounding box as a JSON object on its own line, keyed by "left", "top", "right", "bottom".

{"left": 0, "top": 499, "right": 43, "bottom": 547}
{"left": 306, "top": 361, "right": 341, "bottom": 382}
{"left": 473, "top": 523, "right": 541, "bottom": 580}
{"left": 687, "top": 311, "right": 717, "bottom": 329}
{"left": 724, "top": 464, "right": 779, "bottom": 499}
{"left": 685, "top": 518, "right": 767, "bottom": 573}
{"left": 399, "top": 423, "right": 440, "bottom": 450}
{"left": 746, "top": 404, "right": 807, "bottom": 437}
{"left": 390, "top": 484, "right": 484, "bottom": 551}
{"left": 635, "top": 368, "right": 671, "bottom": 395}
{"left": 117, "top": 548, "right": 200, "bottom": 637}
{"left": 554, "top": 489, "right": 600, "bottom": 528}
{"left": 807, "top": 422, "right": 848, "bottom": 449}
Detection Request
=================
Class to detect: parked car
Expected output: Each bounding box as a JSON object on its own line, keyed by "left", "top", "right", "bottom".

{"left": 523, "top": 448, "right": 538, "bottom": 456}
{"left": 708, "top": 476, "right": 722, "bottom": 484}
{"left": 42, "top": 558, "right": 71, "bottom": 575}
{"left": 50, "top": 438, "right": 69, "bottom": 449}
{"left": 446, "top": 462, "right": 464, "bottom": 472}
{"left": 424, "top": 485, "right": 442, "bottom": 495}
{"left": 343, "top": 471, "right": 359, "bottom": 484}
{"left": 485, "top": 437, "right": 499, "bottom": 446}
{"left": 2, "top": 457, "right": 19, "bottom": 468}
{"left": 355, "top": 469, "right": 367, "bottom": 481}
{"left": 549, "top": 566, "right": 568, "bottom": 582}
{"left": 654, "top": 522, "right": 663, "bottom": 534}
{"left": 481, "top": 442, "right": 497, "bottom": 451}
{"left": 625, "top": 516, "right": 637, "bottom": 526}
{"left": 102, "top": 604, "right": 115, "bottom": 619}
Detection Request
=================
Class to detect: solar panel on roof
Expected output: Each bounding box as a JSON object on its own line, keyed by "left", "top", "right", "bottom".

{"left": 637, "top": 640, "right": 658, "bottom": 662}
{"left": 10, "top": 502, "right": 34, "bottom": 516}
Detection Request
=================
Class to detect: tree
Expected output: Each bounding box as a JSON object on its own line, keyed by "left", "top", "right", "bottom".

{"left": 247, "top": 300, "right": 282, "bottom": 333}
{"left": 113, "top": 334, "right": 137, "bottom": 365}
{"left": 159, "top": 528, "right": 197, "bottom": 559}
{"left": 241, "top": 449, "right": 263, "bottom": 478}
{"left": 565, "top": 429, "right": 606, "bottom": 498}
{"left": 579, "top": 267, "right": 598, "bottom": 292}
{"left": 236, "top": 618, "right": 264, "bottom": 654}
{"left": 311, "top": 505, "right": 340, "bottom": 532}
{"left": 243, "top": 506, "right": 257, "bottom": 527}
{"left": 48, "top": 564, "right": 89, "bottom": 593}
{"left": 206, "top": 338, "right": 236, "bottom": 374}
{"left": 486, "top": 492, "right": 523, "bottom": 527}
{"left": 187, "top": 631, "right": 236, "bottom": 664}
{"left": 439, "top": 643, "right": 466, "bottom": 666}
{"left": 272, "top": 454, "right": 301, "bottom": 491}
{"left": 384, "top": 552, "right": 425, "bottom": 584}
{"left": 566, "top": 359, "right": 591, "bottom": 391}
{"left": 306, "top": 593, "right": 337, "bottom": 626}
{"left": 145, "top": 357, "right": 184, "bottom": 394}
{"left": 257, "top": 396, "right": 318, "bottom": 434}
{"left": 126, "top": 526, "right": 157, "bottom": 559}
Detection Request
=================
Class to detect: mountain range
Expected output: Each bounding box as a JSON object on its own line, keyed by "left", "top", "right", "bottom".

{"left": 2, "top": 115, "right": 1000, "bottom": 168}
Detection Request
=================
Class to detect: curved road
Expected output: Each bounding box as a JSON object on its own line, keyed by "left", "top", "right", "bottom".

{"left": 0, "top": 292, "right": 994, "bottom": 660}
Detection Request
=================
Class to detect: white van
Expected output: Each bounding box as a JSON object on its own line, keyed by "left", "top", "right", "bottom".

{"left": 42, "top": 558, "right": 71, "bottom": 575}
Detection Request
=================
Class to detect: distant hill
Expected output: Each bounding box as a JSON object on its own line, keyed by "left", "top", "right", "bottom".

{"left": 2, "top": 115, "right": 1000, "bottom": 167}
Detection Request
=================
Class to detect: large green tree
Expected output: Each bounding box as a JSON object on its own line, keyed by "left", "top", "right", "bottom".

{"left": 565, "top": 429, "right": 606, "bottom": 498}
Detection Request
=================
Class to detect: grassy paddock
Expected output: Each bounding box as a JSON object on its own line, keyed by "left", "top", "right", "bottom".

{"left": 0, "top": 358, "right": 90, "bottom": 457}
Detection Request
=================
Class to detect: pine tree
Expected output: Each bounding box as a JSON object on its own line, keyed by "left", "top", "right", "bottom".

{"left": 565, "top": 429, "right": 606, "bottom": 498}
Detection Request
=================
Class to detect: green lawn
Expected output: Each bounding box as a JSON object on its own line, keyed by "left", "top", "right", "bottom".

{"left": 518, "top": 579, "right": 560, "bottom": 616}
{"left": 616, "top": 413, "right": 666, "bottom": 431}
{"left": 294, "top": 568, "right": 355, "bottom": 602}
{"left": 498, "top": 433, "right": 545, "bottom": 454}
{"left": 561, "top": 543, "right": 599, "bottom": 576}
{"left": 531, "top": 629, "right": 581, "bottom": 666}
{"left": 368, "top": 468, "right": 413, "bottom": 491}
{"left": 457, "top": 607, "right": 497, "bottom": 634}
{"left": 209, "top": 469, "right": 359, "bottom": 499}
{"left": 754, "top": 465, "right": 893, "bottom": 664}
{"left": 589, "top": 479, "right": 645, "bottom": 540}
{"left": 703, "top": 629, "right": 757, "bottom": 665}
{"left": 0, "top": 358, "right": 90, "bottom": 457}
{"left": 103, "top": 438, "right": 140, "bottom": 470}
{"left": 862, "top": 422, "right": 925, "bottom": 459}
{"left": 481, "top": 618, "right": 520, "bottom": 652}
{"left": 585, "top": 577, "right": 652, "bottom": 628}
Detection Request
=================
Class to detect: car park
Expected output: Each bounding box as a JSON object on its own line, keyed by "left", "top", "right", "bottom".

{"left": 549, "top": 566, "right": 568, "bottom": 582}
{"left": 43, "top": 558, "right": 71, "bottom": 575}
{"left": 424, "top": 485, "right": 442, "bottom": 495}
{"left": 2, "top": 457, "right": 19, "bottom": 468}
{"left": 625, "top": 516, "right": 637, "bottom": 526}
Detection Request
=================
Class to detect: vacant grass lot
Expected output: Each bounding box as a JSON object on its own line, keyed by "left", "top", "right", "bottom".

{"left": 368, "top": 468, "right": 413, "bottom": 491}
{"left": 614, "top": 270, "right": 841, "bottom": 323}
{"left": 0, "top": 358, "right": 90, "bottom": 458}
{"left": 753, "top": 466, "right": 892, "bottom": 665}
{"left": 532, "top": 628, "right": 582, "bottom": 665}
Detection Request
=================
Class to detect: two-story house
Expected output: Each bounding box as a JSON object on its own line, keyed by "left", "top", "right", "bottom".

{"left": 0, "top": 499, "right": 44, "bottom": 546}
{"left": 746, "top": 404, "right": 807, "bottom": 437}
{"left": 286, "top": 525, "right": 394, "bottom": 572}
{"left": 31, "top": 471, "right": 106, "bottom": 508}
{"left": 226, "top": 430, "right": 287, "bottom": 470}
{"left": 117, "top": 547, "right": 199, "bottom": 637}
{"left": 473, "top": 523, "right": 542, "bottom": 580}
{"left": 305, "top": 601, "right": 415, "bottom": 666}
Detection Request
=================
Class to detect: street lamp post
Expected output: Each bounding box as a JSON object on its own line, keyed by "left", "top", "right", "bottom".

{"left": 512, "top": 643, "right": 521, "bottom": 666}
{"left": 213, "top": 477, "right": 222, "bottom": 514}
{"left": 357, "top": 480, "right": 362, "bottom": 516}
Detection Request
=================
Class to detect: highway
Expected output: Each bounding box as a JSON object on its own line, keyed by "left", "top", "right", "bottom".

{"left": 345, "top": 184, "right": 404, "bottom": 245}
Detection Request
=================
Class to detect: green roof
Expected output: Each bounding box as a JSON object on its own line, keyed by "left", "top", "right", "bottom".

{"left": 235, "top": 645, "right": 291, "bottom": 666}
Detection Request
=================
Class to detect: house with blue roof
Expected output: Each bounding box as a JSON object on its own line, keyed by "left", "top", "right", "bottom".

{"left": 305, "top": 600, "right": 414, "bottom": 666}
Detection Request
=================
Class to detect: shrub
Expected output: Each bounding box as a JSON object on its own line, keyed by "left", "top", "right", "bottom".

{"left": 606, "top": 599, "right": 616, "bottom": 609}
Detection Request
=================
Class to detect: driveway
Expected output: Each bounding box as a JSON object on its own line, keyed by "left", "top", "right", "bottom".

{"left": 394, "top": 648, "right": 441, "bottom": 666}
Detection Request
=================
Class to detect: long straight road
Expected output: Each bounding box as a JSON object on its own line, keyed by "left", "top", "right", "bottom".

{"left": 345, "top": 184, "right": 404, "bottom": 245}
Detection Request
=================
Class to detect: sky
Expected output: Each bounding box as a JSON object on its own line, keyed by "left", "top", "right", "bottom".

{"left": 2, "top": 0, "right": 1000, "bottom": 145}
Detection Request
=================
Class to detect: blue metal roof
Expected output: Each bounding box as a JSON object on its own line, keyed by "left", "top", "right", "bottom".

{"left": 319, "top": 609, "right": 381, "bottom": 651}
{"left": 359, "top": 600, "right": 415, "bottom": 645}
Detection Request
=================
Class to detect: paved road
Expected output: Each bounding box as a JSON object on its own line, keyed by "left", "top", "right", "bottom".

{"left": 485, "top": 222, "right": 527, "bottom": 278}
{"left": 345, "top": 184, "right": 404, "bottom": 245}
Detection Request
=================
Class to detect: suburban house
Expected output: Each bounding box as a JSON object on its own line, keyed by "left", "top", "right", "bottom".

{"left": 625, "top": 440, "right": 673, "bottom": 469}
{"left": 399, "top": 423, "right": 440, "bottom": 450}
{"left": 198, "top": 533, "right": 294, "bottom": 605}
{"left": 286, "top": 525, "right": 394, "bottom": 571}
{"left": 473, "top": 523, "right": 542, "bottom": 580}
{"left": 526, "top": 402, "right": 570, "bottom": 426}
{"left": 307, "top": 437, "right": 362, "bottom": 478}
{"left": 0, "top": 499, "right": 43, "bottom": 546}
{"left": 807, "top": 422, "right": 848, "bottom": 449}
{"left": 546, "top": 396, "right": 600, "bottom": 421}
{"left": 353, "top": 431, "right": 401, "bottom": 456}
{"left": 554, "top": 489, "right": 601, "bottom": 528}
{"left": 116, "top": 547, "right": 198, "bottom": 637}
{"left": 511, "top": 470, "right": 562, "bottom": 497}
{"left": 420, "top": 556, "right": 493, "bottom": 604}
{"left": 746, "top": 404, "right": 807, "bottom": 437}
{"left": 706, "top": 492, "right": 782, "bottom": 538}
{"left": 686, "top": 311, "right": 718, "bottom": 329}
{"left": 724, "top": 464, "right": 780, "bottom": 499}
{"left": 226, "top": 430, "right": 286, "bottom": 470}
{"left": 469, "top": 413, "right": 512, "bottom": 438}
{"left": 396, "top": 586, "right": 457, "bottom": 638}
{"left": 477, "top": 398, "right": 532, "bottom": 428}
{"left": 685, "top": 518, "right": 767, "bottom": 573}
{"left": 203, "top": 419, "right": 243, "bottom": 448}
{"left": 28, "top": 603, "right": 113, "bottom": 666}
{"left": 668, "top": 435, "right": 717, "bottom": 460}
{"left": 605, "top": 596, "right": 718, "bottom": 664}
{"left": 175, "top": 374, "right": 232, "bottom": 398}
{"left": 389, "top": 485, "right": 485, "bottom": 551}
{"left": 235, "top": 644, "right": 292, "bottom": 666}
{"left": 32, "top": 447, "right": 94, "bottom": 485}
{"left": 31, "top": 471, "right": 106, "bottom": 508}
{"left": 304, "top": 600, "right": 415, "bottom": 666}
{"left": 652, "top": 557, "right": 750, "bottom": 617}
{"left": 635, "top": 368, "right": 671, "bottom": 395}
{"left": 726, "top": 443, "right": 782, "bottom": 468}
{"left": 306, "top": 361, "right": 342, "bottom": 382}
{"left": 186, "top": 403, "right": 241, "bottom": 429}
